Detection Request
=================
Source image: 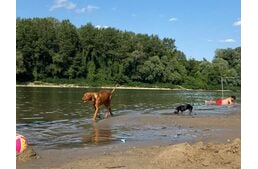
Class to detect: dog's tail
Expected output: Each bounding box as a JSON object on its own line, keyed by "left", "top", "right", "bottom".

{"left": 111, "top": 84, "right": 119, "bottom": 94}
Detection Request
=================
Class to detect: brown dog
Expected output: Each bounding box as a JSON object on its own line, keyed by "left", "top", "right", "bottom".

{"left": 82, "top": 86, "right": 117, "bottom": 121}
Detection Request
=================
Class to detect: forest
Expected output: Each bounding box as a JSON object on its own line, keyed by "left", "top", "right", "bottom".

{"left": 16, "top": 17, "right": 241, "bottom": 89}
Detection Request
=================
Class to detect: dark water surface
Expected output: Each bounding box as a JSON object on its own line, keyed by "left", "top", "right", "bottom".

{"left": 16, "top": 87, "right": 240, "bottom": 150}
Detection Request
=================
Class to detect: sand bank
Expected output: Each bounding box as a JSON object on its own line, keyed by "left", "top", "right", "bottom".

{"left": 17, "top": 110, "right": 240, "bottom": 169}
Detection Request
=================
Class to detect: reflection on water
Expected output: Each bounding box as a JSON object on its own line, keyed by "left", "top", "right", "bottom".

{"left": 82, "top": 122, "right": 113, "bottom": 145}
{"left": 16, "top": 87, "right": 240, "bottom": 150}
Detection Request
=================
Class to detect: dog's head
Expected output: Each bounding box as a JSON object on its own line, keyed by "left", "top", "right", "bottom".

{"left": 82, "top": 93, "right": 94, "bottom": 103}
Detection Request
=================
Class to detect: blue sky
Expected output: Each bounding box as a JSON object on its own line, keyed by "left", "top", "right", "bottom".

{"left": 16, "top": 0, "right": 241, "bottom": 61}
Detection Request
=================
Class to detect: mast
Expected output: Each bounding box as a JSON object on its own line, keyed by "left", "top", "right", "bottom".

{"left": 221, "top": 77, "right": 224, "bottom": 99}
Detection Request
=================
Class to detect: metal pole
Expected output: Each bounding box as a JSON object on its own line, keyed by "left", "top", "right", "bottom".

{"left": 221, "top": 77, "right": 224, "bottom": 99}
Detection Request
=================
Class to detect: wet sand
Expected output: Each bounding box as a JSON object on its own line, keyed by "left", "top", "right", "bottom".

{"left": 17, "top": 110, "right": 240, "bottom": 169}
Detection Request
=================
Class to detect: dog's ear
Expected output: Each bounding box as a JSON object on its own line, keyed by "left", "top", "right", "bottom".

{"left": 92, "top": 93, "right": 97, "bottom": 101}
{"left": 91, "top": 96, "right": 95, "bottom": 101}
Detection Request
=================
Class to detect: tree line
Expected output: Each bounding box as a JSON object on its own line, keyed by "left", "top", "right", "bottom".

{"left": 16, "top": 17, "right": 241, "bottom": 89}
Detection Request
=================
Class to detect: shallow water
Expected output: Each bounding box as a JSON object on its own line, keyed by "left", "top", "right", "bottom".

{"left": 16, "top": 87, "right": 240, "bottom": 150}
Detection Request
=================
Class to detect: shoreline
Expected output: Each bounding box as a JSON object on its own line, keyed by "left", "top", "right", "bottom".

{"left": 16, "top": 83, "right": 231, "bottom": 92}
{"left": 17, "top": 111, "right": 240, "bottom": 169}
{"left": 16, "top": 83, "right": 187, "bottom": 91}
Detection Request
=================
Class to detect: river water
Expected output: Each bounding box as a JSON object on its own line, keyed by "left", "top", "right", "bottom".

{"left": 16, "top": 87, "right": 240, "bottom": 150}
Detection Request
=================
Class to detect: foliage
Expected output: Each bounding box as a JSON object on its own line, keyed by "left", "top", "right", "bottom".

{"left": 16, "top": 18, "right": 241, "bottom": 89}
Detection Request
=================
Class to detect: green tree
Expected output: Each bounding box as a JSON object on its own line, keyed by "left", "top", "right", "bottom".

{"left": 16, "top": 51, "right": 27, "bottom": 81}
{"left": 56, "top": 20, "right": 80, "bottom": 78}
{"left": 87, "top": 61, "right": 96, "bottom": 81}
{"left": 16, "top": 17, "right": 240, "bottom": 89}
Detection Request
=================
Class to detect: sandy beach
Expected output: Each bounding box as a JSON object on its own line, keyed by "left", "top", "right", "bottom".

{"left": 17, "top": 108, "right": 240, "bottom": 169}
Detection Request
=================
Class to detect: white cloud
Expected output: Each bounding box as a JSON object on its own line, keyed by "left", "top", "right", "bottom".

{"left": 50, "top": 0, "right": 76, "bottom": 11}
{"left": 169, "top": 17, "right": 178, "bottom": 22}
{"left": 75, "top": 5, "right": 99, "bottom": 13}
{"left": 86, "top": 5, "right": 99, "bottom": 12}
{"left": 95, "top": 25, "right": 109, "bottom": 29}
{"left": 220, "top": 38, "right": 236, "bottom": 43}
{"left": 233, "top": 19, "right": 241, "bottom": 26}
{"left": 50, "top": 0, "right": 99, "bottom": 13}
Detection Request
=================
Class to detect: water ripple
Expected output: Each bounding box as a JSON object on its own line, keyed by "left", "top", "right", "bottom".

{"left": 16, "top": 87, "right": 240, "bottom": 149}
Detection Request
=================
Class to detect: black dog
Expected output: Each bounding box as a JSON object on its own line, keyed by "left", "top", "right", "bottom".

{"left": 174, "top": 104, "right": 193, "bottom": 114}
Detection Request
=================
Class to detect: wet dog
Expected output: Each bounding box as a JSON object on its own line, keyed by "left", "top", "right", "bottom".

{"left": 82, "top": 85, "right": 118, "bottom": 121}
{"left": 174, "top": 104, "right": 193, "bottom": 114}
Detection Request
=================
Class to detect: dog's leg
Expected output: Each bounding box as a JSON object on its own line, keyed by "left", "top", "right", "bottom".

{"left": 92, "top": 102, "right": 101, "bottom": 119}
{"left": 188, "top": 109, "right": 192, "bottom": 115}
{"left": 92, "top": 103, "right": 99, "bottom": 121}
{"left": 104, "top": 106, "right": 109, "bottom": 119}
{"left": 104, "top": 110, "right": 109, "bottom": 119}
{"left": 104, "top": 103, "right": 113, "bottom": 118}
{"left": 108, "top": 106, "right": 113, "bottom": 117}
{"left": 108, "top": 96, "right": 113, "bottom": 116}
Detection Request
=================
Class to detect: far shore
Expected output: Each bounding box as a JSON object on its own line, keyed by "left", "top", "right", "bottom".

{"left": 16, "top": 83, "right": 187, "bottom": 91}
{"left": 16, "top": 82, "right": 231, "bottom": 91}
